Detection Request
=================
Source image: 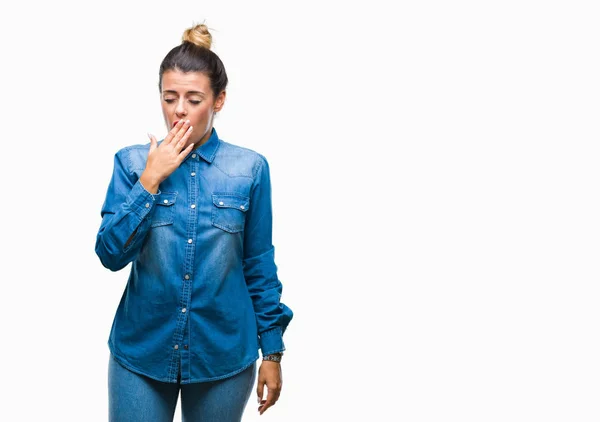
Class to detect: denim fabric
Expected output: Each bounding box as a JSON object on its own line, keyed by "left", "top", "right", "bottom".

{"left": 108, "top": 353, "right": 256, "bottom": 421}
{"left": 96, "top": 128, "right": 293, "bottom": 384}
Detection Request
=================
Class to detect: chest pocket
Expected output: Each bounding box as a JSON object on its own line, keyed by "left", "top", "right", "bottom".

{"left": 211, "top": 193, "right": 250, "bottom": 233}
{"left": 150, "top": 191, "right": 177, "bottom": 228}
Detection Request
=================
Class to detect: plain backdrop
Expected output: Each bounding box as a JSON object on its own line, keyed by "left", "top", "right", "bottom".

{"left": 1, "top": 0, "right": 599, "bottom": 421}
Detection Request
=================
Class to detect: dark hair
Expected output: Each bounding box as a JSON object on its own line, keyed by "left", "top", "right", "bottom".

{"left": 158, "top": 24, "right": 228, "bottom": 99}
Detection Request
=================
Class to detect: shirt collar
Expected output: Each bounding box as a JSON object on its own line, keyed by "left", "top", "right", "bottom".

{"left": 192, "top": 127, "right": 220, "bottom": 164}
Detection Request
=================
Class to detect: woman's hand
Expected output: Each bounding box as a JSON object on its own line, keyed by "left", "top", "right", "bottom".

{"left": 140, "top": 120, "right": 195, "bottom": 193}
{"left": 256, "top": 361, "right": 283, "bottom": 415}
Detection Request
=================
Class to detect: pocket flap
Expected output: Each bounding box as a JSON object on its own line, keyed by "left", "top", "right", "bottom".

{"left": 156, "top": 191, "right": 177, "bottom": 206}
{"left": 212, "top": 193, "right": 249, "bottom": 212}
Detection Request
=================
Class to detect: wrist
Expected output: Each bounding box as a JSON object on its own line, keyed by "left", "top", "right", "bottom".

{"left": 140, "top": 170, "right": 160, "bottom": 194}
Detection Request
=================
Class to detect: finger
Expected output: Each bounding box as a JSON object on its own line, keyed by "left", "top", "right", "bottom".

{"left": 178, "top": 143, "right": 195, "bottom": 162}
{"left": 147, "top": 133, "right": 157, "bottom": 154}
{"left": 175, "top": 126, "right": 193, "bottom": 152}
{"left": 256, "top": 380, "right": 264, "bottom": 405}
{"left": 164, "top": 120, "right": 186, "bottom": 145}
{"left": 171, "top": 120, "right": 191, "bottom": 146}
{"left": 267, "top": 384, "right": 281, "bottom": 406}
{"left": 259, "top": 387, "right": 279, "bottom": 415}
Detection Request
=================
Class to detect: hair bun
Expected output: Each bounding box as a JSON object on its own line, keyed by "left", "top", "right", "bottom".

{"left": 182, "top": 23, "right": 212, "bottom": 49}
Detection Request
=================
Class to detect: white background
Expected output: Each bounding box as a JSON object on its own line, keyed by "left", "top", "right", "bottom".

{"left": 1, "top": 0, "right": 599, "bottom": 421}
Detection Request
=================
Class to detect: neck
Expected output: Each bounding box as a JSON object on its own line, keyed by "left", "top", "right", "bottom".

{"left": 193, "top": 127, "right": 213, "bottom": 150}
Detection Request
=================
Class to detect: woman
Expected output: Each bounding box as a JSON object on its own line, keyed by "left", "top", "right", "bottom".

{"left": 95, "top": 23, "right": 293, "bottom": 421}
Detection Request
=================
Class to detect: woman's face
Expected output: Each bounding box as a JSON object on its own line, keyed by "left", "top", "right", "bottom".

{"left": 160, "top": 69, "right": 226, "bottom": 149}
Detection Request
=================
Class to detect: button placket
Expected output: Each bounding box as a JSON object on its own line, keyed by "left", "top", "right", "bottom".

{"left": 175, "top": 158, "right": 198, "bottom": 381}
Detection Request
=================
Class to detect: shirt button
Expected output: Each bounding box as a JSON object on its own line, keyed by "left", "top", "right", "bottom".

{"left": 191, "top": 172, "right": 196, "bottom": 177}
{"left": 184, "top": 274, "right": 190, "bottom": 280}
{"left": 174, "top": 345, "right": 179, "bottom": 350}
{"left": 145, "top": 203, "right": 150, "bottom": 208}
{"left": 182, "top": 308, "right": 187, "bottom": 313}
{"left": 240, "top": 205, "right": 245, "bottom": 210}
{"left": 163, "top": 199, "right": 169, "bottom": 204}
{"left": 188, "top": 239, "right": 193, "bottom": 244}
{"left": 219, "top": 201, "right": 224, "bottom": 206}
{"left": 192, "top": 154, "right": 196, "bottom": 158}
{"left": 191, "top": 204, "right": 196, "bottom": 209}
{"left": 184, "top": 345, "right": 189, "bottom": 350}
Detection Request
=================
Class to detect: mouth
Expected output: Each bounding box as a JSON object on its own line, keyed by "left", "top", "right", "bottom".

{"left": 172, "top": 120, "right": 179, "bottom": 128}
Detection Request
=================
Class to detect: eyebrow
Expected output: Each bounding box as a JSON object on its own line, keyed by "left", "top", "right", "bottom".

{"left": 163, "top": 90, "right": 206, "bottom": 96}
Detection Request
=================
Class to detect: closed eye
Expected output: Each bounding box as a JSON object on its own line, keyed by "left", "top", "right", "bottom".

{"left": 164, "top": 99, "right": 201, "bottom": 105}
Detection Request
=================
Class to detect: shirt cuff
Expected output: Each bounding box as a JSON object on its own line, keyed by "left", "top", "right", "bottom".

{"left": 128, "top": 179, "right": 161, "bottom": 220}
{"left": 259, "top": 327, "right": 285, "bottom": 356}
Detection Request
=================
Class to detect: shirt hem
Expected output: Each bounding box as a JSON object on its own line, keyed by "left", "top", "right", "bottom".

{"left": 108, "top": 341, "right": 259, "bottom": 384}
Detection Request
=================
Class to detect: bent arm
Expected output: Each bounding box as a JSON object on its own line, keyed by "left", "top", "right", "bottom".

{"left": 95, "top": 150, "right": 160, "bottom": 271}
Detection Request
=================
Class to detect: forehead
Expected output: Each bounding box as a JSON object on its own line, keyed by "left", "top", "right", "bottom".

{"left": 161, "top": 70, "right": 211, "bottom": 93}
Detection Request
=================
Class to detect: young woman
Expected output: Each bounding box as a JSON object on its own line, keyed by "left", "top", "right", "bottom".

{"left": 95, "top": 23, "right": 293, "bottom": 421}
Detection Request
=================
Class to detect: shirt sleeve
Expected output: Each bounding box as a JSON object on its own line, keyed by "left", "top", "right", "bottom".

{"left": 95, "top": 149, "right": 160, "bottom": 272}
{"left": 243, "top": 155, "right": 294, "bottom": 357}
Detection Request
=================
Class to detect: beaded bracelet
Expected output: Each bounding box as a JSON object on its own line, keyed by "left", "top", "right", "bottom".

{"left": 262, "top": 353, "right": 283, "bottom": 363}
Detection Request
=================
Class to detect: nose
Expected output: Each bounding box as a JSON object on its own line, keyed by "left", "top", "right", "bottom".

{"left": 175, "top": 99, "right": 187, "bottom": 117}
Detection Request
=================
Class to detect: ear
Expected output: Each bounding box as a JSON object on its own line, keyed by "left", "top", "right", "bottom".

{"left": 214, "top": 90, "right": 226, "bottom": 112}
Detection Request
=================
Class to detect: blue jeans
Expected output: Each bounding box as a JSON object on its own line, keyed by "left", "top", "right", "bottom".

{"left": 108, "top": 353, "right": 256, "bottom": 421}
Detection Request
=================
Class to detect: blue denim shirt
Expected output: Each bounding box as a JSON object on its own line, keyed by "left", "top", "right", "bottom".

{"left": 95, "top": 128, "right": 293, "bottom": 384}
